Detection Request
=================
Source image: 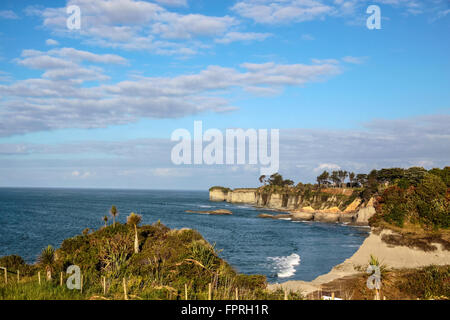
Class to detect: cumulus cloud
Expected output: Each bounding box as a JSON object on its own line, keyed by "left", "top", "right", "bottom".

{"left": 231, "top": 0, "right": 333, "bottom": 24}
{"left": 0, "top": 49, "right": 343, "bottom": 137}
{"left": 45, "top": 39, "right": 59, "bottom": 46}
{"left": 231, "top": 0, "right": 447, "bottom": 24}
{"left": 151, "top": 13, "right": 237, "bottom": 39}
{"left": 26, "top": 0, "right": 253, "bottom": 54}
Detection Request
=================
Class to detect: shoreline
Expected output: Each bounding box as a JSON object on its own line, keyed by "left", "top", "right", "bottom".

{"left": 268, "top": 228, "right": 450, "bottom": 296}
{"left": 209, "top": 187, "right": 377, "bottom": 226}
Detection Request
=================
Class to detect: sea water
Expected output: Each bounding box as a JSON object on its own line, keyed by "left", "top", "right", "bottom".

{"left": 0, "top": 188, "right": 369, "bottom": 282}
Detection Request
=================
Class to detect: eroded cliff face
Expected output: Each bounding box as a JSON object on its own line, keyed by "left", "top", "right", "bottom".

{"left": 209, "top": 187, "right": 376, "bottom": 225}
{"left": 209, "top": 188, "right": 229, "bottom": 201}
{"left": 210, "top": 187, "right": 364, "bottom": 211}
{"left": 255, "top": 190, "right": 357, "bottom": 212}
{"left": 209, "top": 187, "right": 258, "bottom": 203}
{"left": 228, "top": 189, "right": 258, "bottom": 203}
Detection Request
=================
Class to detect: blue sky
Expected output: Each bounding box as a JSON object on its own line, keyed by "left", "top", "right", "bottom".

{"left": 0, "top": 0, "right": 449, "bottom": 189}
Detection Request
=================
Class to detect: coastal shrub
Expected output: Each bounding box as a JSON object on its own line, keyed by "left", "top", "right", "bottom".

{"left": 0, "top": 255, "right": 36, "bottom": 277}
{"left": 377, "top": 186, "right": 408, "bottom": 227}
{"left": 209, "top": 186, "right": 231, "bottom": 193}
{"left": 397, "top": 178, "right": 412, "bottom": 189}
{"left": 428, "top": 167, "right": 450, "bottom": 187}
{"left": 235, "top": 274, "right": 266, "bottom": 290}
{"left": 189, "top": 241, "right": 221, "bottom": 271}
{"left": 0, "top": 218, "right": 305, "bottom": 300}
{"left": 373, "top": 172, "right": 449, "bottom": 230}
{"left": 414, "top": 173, "right": 449, "bottom": 229}
{"left": 398, "top": 265, "right": 450, "bottom": 299}
{"left": 0, "top": 255, "right": 25, "bottom": 271}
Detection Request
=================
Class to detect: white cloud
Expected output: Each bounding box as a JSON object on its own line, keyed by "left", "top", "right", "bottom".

{"left": 0, "top": 71, "right": 12, "bottom": 82}
{"left": 71, "top": 170, "right": 92, "bottom": 178}
{"left": 151, "top": 167, "right": 191, "bottom": 177}
{"left": 314, "top": 163, "right": 341, "bottom": 172}
{"left": 232, "top": 0, "right": 333, "bottom": 24}
{"left": 152, "top": 13, "right": 236, "bottom": 39}
{"left": 231, "top": 0, "right": 447, "bottom": 25}
{"left": 0, "top": 51, "right": 343, "bottom": 136}
{"left": 45, "top": 39, "right": 59, "bottom": 46}
{"left": 27, "top": 0, "right": 243, "bottom": 55}
{"left": 0, "top": 10, "right": 18, "bottom": 19}
{"left": 154, "top": 0, "right": 188, "bottom": 7}
{"left": 215, "top": 31, "right": 272, "bottom": 44}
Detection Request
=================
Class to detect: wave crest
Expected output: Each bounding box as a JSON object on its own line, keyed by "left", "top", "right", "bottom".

{"left": 267, "top": 253, "right": 300, "bottom": 278}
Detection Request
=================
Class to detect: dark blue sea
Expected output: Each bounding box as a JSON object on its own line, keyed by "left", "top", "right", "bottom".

{"left": 0, "top": 188, "right": 369, "bottom": 282}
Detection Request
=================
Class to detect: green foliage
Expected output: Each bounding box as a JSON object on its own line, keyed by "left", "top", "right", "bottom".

{"left": 235, "top": 274, "right": 266, "bottom": 290}
{"left": 0, "top": 255, "right": 36, "bottom": 277}
{"left": 38, "top": 246, "right": 55, "bottom": 268}
{"left": 376, "top": 186, "right": 408, "bottom": 227}
{"left": 127, "top": 212, "right": 142, "bottom": 226}
{"left": 209, "top": 186, "right": 231, "bottom": 193}
{"left": 428, "top": 167, "right": 450, "bottom": 187}
{"left": 360, "top": 172, "right": 378, "bottom": 201}
{"left": 0, "top": 255, "right": 25, "bottom": 271}
{"left": 414, "top": 173, "right": 449, "bottom": 228}
{"left": 0, "top": 280, "right": 84, "bottom": 300}
{"left": 264, "top": 173, "right": 294, "bottom": 187}
{"left": 375, "top": 172, "right": 449, "bottom": 229}
{"left": 189, "top": 241, "right": 221, "bottom": 271}
{"left": 398, "top": 265, "right": 450, "bottom": 299}
{"left": 368, "top": 254, "right": 388, "bottom": 277}
{"left": 316, "top": 171, "right": 329, "bottom": 187}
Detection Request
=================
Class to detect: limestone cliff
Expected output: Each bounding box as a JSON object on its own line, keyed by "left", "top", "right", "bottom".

{"left": 209, "top": 186, "right": 376, "bottom": 225}
{"left": 209, "top": 187, "right": 230, "bottom": 201}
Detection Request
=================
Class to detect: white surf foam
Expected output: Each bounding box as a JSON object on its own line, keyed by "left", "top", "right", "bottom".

{"left": 267, "top": 253, "right": 301, "bottom": 278}
{"left": 236, "top": 205, "right": 255, "bottom": 210}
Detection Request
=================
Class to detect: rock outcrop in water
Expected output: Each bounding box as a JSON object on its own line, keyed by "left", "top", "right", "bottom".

{"left": 185, "top": 209, "right": 232, "bottom": 215}
{"left": 209, "top": 186, "right": 376, "bottom": 225}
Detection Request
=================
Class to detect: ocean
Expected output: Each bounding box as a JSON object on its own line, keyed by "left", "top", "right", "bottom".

{"left": 0, "top": 188, "right": 369, "bottom": 282}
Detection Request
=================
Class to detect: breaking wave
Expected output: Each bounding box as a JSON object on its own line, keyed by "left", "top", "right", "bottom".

{"left": 267, "top": 253, "right": 301, "bottom": 278}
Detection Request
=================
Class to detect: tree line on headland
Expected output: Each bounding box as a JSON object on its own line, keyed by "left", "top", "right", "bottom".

{"left": 257, "top": 167, "right": 449, "bottom": 230}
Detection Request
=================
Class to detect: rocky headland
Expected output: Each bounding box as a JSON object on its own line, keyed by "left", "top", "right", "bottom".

{"left": 209, "top": 186, "right": 376, "bottom": 225}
